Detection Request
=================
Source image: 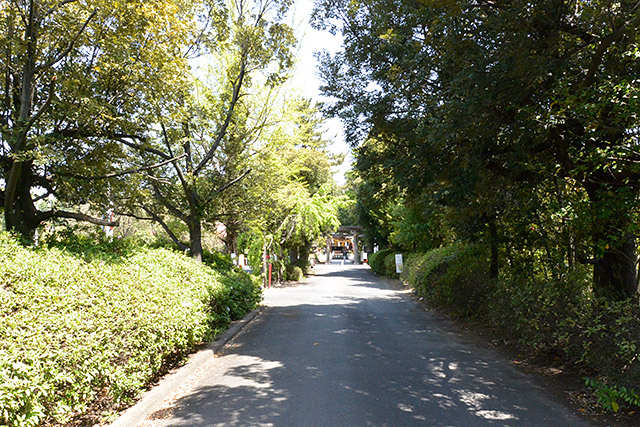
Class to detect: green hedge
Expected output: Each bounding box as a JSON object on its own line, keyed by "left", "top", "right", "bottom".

{"left": 489, "top": 273, "right": 640, "bottom": 401}
{"left": 368, "top": 249, "right": 394, "bottom": 276}
{"left": 0, "top": 233, "right": 262, "bottom": 426}
{"left": 285, "top": 265, "right": 304, "bottom": 282}
{"left": 399, "top": 242, "right": 640, "bottom": 411}
{"left": 402, "top": 243, "right": 492, "bottom": 317}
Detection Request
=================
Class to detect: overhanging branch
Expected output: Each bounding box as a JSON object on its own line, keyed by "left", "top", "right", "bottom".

{"left": 62, "top": 154, "right": 186, "bottom": 180}
{"left": 38, "top": 209, "right": 119, "bottom": 227}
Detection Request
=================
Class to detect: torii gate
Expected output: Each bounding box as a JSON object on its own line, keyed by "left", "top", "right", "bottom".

{"left": 326, "top": 226, "right": 364, "bottom": 264}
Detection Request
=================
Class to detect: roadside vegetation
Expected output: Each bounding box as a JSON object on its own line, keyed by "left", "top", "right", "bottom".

{"left": 0, "top": 231, "right": 262, "bottom": 426}
{"left": 321, "top": 0, "right": 640, "bottom": 416}
{"left": 0, "top": 1, "right": 346, "bottom": 425}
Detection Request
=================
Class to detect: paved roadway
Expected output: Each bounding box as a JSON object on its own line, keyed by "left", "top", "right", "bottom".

{"left": 162, "top": 263, "right": 590, "bottom": 426}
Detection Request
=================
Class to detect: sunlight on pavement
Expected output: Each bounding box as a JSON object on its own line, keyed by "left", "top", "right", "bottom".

{"left": 263, "top": 264, "right": 406, "bottom": 308}
{"left": 457, "top": 390, "right": 518, "bottom": 421}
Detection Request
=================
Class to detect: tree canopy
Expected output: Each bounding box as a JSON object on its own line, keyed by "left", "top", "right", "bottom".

{"left": 314, "top": 0, "right": 640, "bottom": 300}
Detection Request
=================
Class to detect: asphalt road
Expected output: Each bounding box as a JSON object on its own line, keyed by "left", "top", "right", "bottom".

{"left": 161, "top": 263, "right": 590, "bottom": 426}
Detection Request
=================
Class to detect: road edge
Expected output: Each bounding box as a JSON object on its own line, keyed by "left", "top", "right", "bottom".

{"left": 110, "top": 309, "right": 260, "bottom": 427}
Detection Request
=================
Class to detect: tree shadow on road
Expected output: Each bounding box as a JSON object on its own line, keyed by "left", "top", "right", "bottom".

{"left": 163, "top": 290, "right": 588, "bottom": 426}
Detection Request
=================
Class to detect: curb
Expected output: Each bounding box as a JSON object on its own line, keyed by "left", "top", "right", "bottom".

{"left": 110, "top": 309, "right": 261, "bottom": 427}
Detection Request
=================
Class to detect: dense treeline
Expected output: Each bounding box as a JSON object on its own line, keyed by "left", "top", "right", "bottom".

{"left": 314, "top": 0, "right": 640, "bottom": 413}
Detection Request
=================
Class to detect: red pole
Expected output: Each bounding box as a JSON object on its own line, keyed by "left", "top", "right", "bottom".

{"left": 268, "top": 263, "right": 272, "bottom": 288}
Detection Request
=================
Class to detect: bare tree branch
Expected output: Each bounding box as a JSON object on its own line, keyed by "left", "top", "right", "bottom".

{"left": 37, "top": 209, "right": 119, "bottom": 227}
{"left": 151, "top": 182, "right": 189, "bottom": 222}
{"left": 113, "top": 210, "right": 154, "bottom": 221}
{"left": 204, "top": 169, "right": 251, "bottom": 207}
{"left": 36, "top": 9, "right": 97, "bottom": 72}
{"left": 20, "top": 76, "right": 57, "bottom": 139}
{"left": 41, "top": 0, "right": 79, "bottom": 20}
{"left": 584, "top": 11, "right": 640, "bottom": 85}
{"left": 216, "top": 169, "right": 251, "bottom": 194}
{"left": 116, "top": 137, "right": 171, "bottom": 160}
{"left": 194, "top": 56, "right": 247, "bottom": 175}
{"left": 140, "top": 205, "right": 188, "bottom": 251}
{"left": 62, "top": 153, "right": 186, "bottom": 180}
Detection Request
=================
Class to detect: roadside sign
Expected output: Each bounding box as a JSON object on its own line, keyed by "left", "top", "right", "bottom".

{"left": 395, "top": 254, "right": 403, "bottom": 274}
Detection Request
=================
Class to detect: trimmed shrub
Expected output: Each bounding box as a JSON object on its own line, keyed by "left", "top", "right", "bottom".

{"left": 202, "top": 249, "right": 235, "bottom": 271}
{"left": 395, "top": 241, "right": 640, "bottom": 412}
{"left": 487, "top": 271, "right": 587, "bottom": 352}
{"left": 487, "top": 270, "right": 640, "bottom": 411}
{"left": 286, "top": 265, "right": 304, "bottom": 282}
{"left": 402, "top": 243, "right": 492, "bottom": 317}
{"left": 219, "top": 270, "right": 263, "bottom": 320}
{"left": 383, "top": 251, "right": 400, "bottom": 277}
{"left": 0, "top": 233, "right": 261, "bottom": 426}
{"left": 368, "top": 248, "right": 394, "bottom": 275}
{"left": 43, "top": 227, "right": 140, "bottom": 262}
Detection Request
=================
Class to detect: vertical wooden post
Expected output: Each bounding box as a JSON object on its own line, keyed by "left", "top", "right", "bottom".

{"left": 353, "top": 232, "right": 360, "bottom": 264}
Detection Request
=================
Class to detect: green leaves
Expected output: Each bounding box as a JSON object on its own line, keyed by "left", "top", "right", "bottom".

{"left": 0, "top": 233, "right": 261, "bottom": 425}
{"left": 314, "top": 0, "right": 640, "bottom": 299}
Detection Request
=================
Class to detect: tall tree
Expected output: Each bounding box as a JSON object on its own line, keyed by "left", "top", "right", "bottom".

{"left": 0, "top": 0, "right": 193, "bottom": 238}
{"left": 118, "top": 0, "right": 295, "bottom": 261}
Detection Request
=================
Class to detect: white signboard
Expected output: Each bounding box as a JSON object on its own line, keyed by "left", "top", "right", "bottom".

{"left": 395, "top": 254, "right": 403, "bottom": 274}
{"left": 238, "top": 254, "right": 245, "bottom": 267}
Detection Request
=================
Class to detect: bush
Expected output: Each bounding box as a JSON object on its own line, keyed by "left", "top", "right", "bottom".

{"left": 368, "top": 248, "right": 394, "bottom": 275}
{"left": 202, "top": 249, "right": 235, "bottom": 271}
{"left": 0, "top": 232, "right": 261, "bottom": 426}
{"left": 487, "top": 270, "right": 640, "bottom": 412}
{"left": 218, "top": 270, "right": 263, "bottom": 320}
{"left": 285, "top": 265, "right": 304, "bottom": 282}
{"left": 393, "top": 240, "right": 640, "bottom": 412}
{"left": 487, "top": 271, "right": 588, "bottom": 352}
{"left": 402, "top": 243, "right": 492, "bottom": 317}
{"left": 42, "top": 227, "right": 140, "bottom": 262}
{"left": 294, "top": 258, "right": 312, "bottom": 275}
{"left": 383, "top": 251, "right": 400, "bottom": 277}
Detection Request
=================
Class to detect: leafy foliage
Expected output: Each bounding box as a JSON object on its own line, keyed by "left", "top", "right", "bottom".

{"left": 0, "top": 233, "right": 260, "bottom": 426}
{"left": 202, "top": 249, "right": 235, "bottom": 271}
{"left": 313, "top": 0, "right": 640, "bottom": 299}
{"left": 285, "top": 265, "right": 303, "bottom": 282}
{"left": 389, "top": 243, "right": 640, "bottom": 411}
{"left": 367, "top": 248, "right": 394, "bottom": 276}
{"left": 0, "top": 0, "right": 193, "bottom": 237}
{"left": 585, "top": 377, "right": 640, "bottom": 413}
{"left": 403, "top": 244, "right": 492, "bottom": 318}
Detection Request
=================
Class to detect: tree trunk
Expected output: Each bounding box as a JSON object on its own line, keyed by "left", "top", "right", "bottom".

{"left": 353, "top": 233, "right": 360, "bottom": 264}
{"left": 593, "top": 235, "right": 637, "bottom": 300}
{"left": 262, "top": 239, "right": 268, "bottom": 288}
{"left": 584, "top": 181, "right": 638, "bottom": 300}
{"left": 4, "top": 161, "right": 39, "bottom": 238}
{"left": 326, "top": 235, "right": 332, "bottom": 264}
{"left": 189, "top": 220, "right": 203, "bottom": 263}
{"left": 488, "top": 218, "right": 499, "bottom": 279}
{"left": 224, "top": 224, "right": 238, "bottom": 255}
{"left": 5, "top": 2, "right": 38, "bottom": 239}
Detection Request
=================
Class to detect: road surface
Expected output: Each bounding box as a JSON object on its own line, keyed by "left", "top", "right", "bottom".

{"left": 150, "top": 263, "right": 590, "bottom": 426}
